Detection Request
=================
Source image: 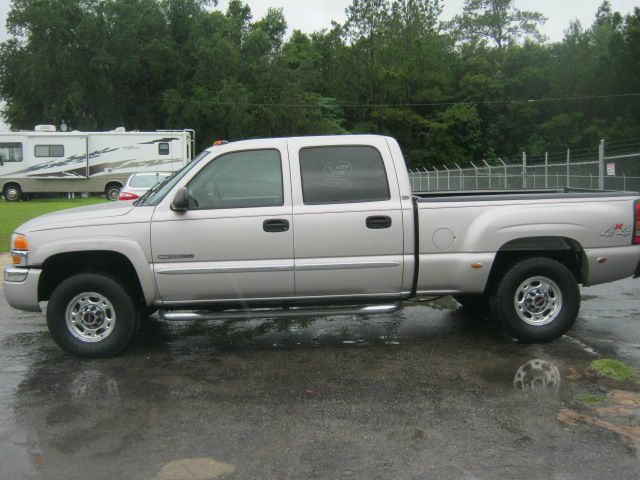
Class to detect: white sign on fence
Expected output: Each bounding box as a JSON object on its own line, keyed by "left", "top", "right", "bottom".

{"left": 606, "top": 162, "right": 616, "bottom": 176}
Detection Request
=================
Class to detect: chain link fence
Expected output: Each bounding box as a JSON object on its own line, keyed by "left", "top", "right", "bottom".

{"left": 409, "top": 140, "right": 640, "bottom": 193}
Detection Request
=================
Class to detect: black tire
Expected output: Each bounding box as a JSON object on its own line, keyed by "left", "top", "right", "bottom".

{"left": 492, "top": 257, "right": 580, "bottom": 343}
{"left": 453, "top": 294, "right": 492, "bottom": 318}
{"left": 3, "top": 184, "right": 22, "bottom": 202}
{"left": 46, "top": 273, "right": 138, "bottom": 357}
{"left": 105, "top": 184, "right": 121, "bottom": 201}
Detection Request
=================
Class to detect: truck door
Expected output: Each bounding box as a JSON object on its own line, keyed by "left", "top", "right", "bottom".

{"left": 151, "top": 141, "right": 295, "bottom": 302}
{"left": 288, "top": 137, "right": 405, "bottom": 298}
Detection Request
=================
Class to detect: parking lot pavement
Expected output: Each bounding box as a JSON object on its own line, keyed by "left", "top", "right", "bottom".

{"left": 0, "top": 279, "right": 638, "bottom": 480}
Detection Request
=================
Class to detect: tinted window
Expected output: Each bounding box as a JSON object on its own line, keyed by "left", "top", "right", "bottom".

{"left": 299, "top": 146, "right": 390, "bottom": 204}
{"left": 35, "top": 145, "right": 64, "bottom": 157}
{"left": 0, "top": 143, "right": 23, "bottom": 162}
{"left": 188, "top": 149, "right": 283, "bottom": 209}
{"left": 158, "top": 143, "right": 170, "bottom": 155}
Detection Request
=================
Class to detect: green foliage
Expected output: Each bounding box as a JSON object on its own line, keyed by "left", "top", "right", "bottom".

{"left": 0, "top": 0, "right": 639, "bottom": 168}
{"left": 590, "top": 359, "right": 636, "bottom": 381}
{"left": 576, "top": 394, "right": 606, "bottom": 405}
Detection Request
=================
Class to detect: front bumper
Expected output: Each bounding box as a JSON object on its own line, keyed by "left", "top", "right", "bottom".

{"left": 2, "top": 266, "right": 42, "bottom": 312}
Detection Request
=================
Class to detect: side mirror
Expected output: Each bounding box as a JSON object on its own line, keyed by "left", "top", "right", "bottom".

{"left": 171, "top": 187, "right": 189, "bottom": 212}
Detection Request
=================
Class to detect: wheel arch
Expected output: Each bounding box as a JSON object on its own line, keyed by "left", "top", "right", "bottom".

{"left": 485, "top": 236, "right": 587, "bottom": 293}
{"left": 37, "top": 248, "right": 155, "bottom": 306}
{"left": 2, "top": 181, "right": 22, "bottom": 198}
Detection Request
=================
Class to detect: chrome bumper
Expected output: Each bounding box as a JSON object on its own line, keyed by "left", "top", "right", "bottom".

{"left": 2, "top": 266, "right": 42, "bottom": 312}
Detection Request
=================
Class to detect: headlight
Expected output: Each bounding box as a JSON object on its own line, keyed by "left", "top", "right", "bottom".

{"left": 10, "top": 233, "right": 28, "bottom": 266}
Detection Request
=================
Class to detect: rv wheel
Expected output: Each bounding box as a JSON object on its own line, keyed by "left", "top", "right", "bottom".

{"left": 105, "top": 184, "right": 121, "bottom": 201}
{"left": 3, "top": 184, "right": 22, "bottom": 202}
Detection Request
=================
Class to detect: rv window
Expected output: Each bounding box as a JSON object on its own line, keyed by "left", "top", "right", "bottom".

{"left": 0, "top": 143, "right": 23, "bottom": 162}
{"left": 34, "top": 145, "right": 64, "bottom": 157}
{"left": 158, "top": 143, "right": 170, "bottom": 155}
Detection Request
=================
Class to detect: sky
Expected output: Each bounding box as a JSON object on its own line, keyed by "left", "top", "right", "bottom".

{"left": 0, "top": 0, "right": 638, "bottom": 130}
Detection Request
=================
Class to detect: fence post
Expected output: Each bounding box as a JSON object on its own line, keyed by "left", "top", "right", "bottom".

{"left": 455, "top": 163, "right": 463, "bottom": 190}
{"left": 434, "top": 167, "right": 439, "bottom": 191}
{"left": 598, "top": 139, "right": 605, "bottom": 190}
{"left": 443, "top": 166, "right": 451, "bottom": 190}
{"left": 498, "top": 158, "right": 507, "bottom": 189}
{"left": 522, "top": 152, "right": 527, "bottom": 189}
{"left": 470, "top": 161, "right": 479, "bottom": 189}
{"left": 482, "top": 160, "right": 492, "bottom": 189}
{"left": 623, "top": 174, "right": 626, "bottom": 191}
{"left": 424, "top": 167, "right": 430, "bottom": 191}
{"left": 566, "top": 149, "right": 570, "bottom": 188}
{"left": 545, "top": 152, "right": 549, "bottom": 188}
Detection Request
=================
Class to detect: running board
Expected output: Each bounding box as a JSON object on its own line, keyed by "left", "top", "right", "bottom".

{"left": 158, "top": 303, "right": 401, "bottom": 322}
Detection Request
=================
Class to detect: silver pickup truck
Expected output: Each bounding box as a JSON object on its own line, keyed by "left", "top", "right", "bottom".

{"left": 4, "top": 135, "right": 640, "bottom": 357}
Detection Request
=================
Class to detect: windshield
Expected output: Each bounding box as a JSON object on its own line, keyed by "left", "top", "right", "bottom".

{"left": 129, "top": 173, "right": 170, "bottom": 189}
{"left": 136, "top": 150, "right": 211, "bottom": 206}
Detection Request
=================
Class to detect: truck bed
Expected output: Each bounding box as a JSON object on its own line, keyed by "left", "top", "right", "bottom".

{"left": 414, "top": 188, "right": 640, "bottom": 295}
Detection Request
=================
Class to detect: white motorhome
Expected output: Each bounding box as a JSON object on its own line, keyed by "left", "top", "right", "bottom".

{"left": 0, "top": 126, "right": 194, "bottom": 201}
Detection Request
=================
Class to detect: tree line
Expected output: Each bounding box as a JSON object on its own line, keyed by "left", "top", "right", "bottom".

{"left": 1, "top": 0, "right": 639, "bottom": 168}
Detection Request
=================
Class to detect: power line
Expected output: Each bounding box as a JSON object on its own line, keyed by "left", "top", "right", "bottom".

{"left": 116, "top": 91, "right": 640, "bottom": 109}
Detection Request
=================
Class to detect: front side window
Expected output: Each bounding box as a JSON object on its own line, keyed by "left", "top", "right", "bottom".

{"left": 187, "top": 149, "right": 283, "bottom": 209}
{"left": 35, "top": 144, "right": 64, "bottom": 157}
{"left": 0, "top": 143, "right": 23, "bottom": 162}
{"left": 158, "top": 143, "right": 170, "bottom": 155}
{"left": 299, "top": 146, "right": 390, "bottom": 204}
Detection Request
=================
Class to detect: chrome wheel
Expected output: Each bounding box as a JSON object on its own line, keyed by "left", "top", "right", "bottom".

{"left": 4, "top": 186, "right": 21, "bottom": 201}
{"left": 65, "top": 292, "right": 116, "bottom": 342}
{"left": 514, "top": 276, "right": 562, "bottom": 326}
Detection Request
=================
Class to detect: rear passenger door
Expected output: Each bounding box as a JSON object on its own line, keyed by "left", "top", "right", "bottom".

{"left": 288, "top": 137, "right": 405, "bottom": 298}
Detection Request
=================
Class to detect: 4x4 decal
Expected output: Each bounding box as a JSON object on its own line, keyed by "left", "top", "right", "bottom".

{"left": 600, "top": 223, "right": 631, "bottom": 237}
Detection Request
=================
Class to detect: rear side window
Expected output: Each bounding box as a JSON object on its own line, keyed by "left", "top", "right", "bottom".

{"left": 129, "top": 173, "right": 169, "bottom": 188}
{"left": 35, "top": 144, "right": 64, "bottom": 157}
{"left": 0, "top": 143, "right": 23, "bottom": 162}
{"left": 299, "top": 146, "right": 390, "bottom": 204}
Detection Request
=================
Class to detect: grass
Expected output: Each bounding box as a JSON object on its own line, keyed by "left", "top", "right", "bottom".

{"left": 576, "top": 394, "right": 606, "bottom": 405}
{"left": 0, "top": 197, "right": 106, "bottom": 251}
{"left": 590, "top": 359, "right": 636, "bottom": 381}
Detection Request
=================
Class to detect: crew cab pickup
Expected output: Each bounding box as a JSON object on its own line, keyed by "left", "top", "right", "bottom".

{"left": 4, "top": 135, "right": 640, "bottom": 357}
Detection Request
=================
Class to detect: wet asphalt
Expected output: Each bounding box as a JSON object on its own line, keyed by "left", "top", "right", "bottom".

{"left": 0, "top": 279, "right": 639, "bottom": 480}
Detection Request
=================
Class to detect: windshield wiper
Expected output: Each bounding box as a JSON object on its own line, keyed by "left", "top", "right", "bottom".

{"left": 134, "top": 172, "right": 177, "bottom": 206}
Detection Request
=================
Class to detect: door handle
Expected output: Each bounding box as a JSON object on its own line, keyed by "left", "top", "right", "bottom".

{"left": 366, "top": 215, "right": 392, "bottom": 229}
{"left": 263, "top": 219, "right": 289, "bottom": 233}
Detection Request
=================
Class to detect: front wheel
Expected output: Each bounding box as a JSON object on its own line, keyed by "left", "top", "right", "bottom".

{"left": 46, "top": 273, "right": 138, "bottom": 357}
{"left": 492, "top": 257, "right": 580, "bottom": 343}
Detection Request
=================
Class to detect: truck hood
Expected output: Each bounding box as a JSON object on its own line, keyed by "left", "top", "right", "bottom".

{"left": 17, "top": 201, "right": 137, "bottom": 232}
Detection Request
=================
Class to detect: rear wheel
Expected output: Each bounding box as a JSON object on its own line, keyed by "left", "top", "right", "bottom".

{"left": 492, "top": 257, "right": 580, "bottom": 343}
{"left": 105, "top": 183, "right": 122, "bottom": 201}
{"left": 3, "top": 184, "right": 22, "bottom": 202}
{"left": 46, "top": 273, "right": 138, "bottom": 357}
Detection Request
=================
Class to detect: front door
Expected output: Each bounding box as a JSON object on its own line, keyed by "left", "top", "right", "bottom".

{"left": 151, "top": 143, "right": 294, "bottom": 303}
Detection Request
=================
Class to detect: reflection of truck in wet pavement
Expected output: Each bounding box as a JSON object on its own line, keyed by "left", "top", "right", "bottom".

{"left": 3, "top": 135, "right": 640, "bottom": 356}
{"left": 0, "top": 125, "right": 194, "bottom": 201}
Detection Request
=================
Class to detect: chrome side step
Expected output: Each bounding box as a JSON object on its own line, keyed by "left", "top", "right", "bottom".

{"left": 158, "top": 303, "right": 401, "bottom": 322}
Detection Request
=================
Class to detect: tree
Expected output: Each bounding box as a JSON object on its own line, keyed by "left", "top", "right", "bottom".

{"left": 451, "top": 0, "right": 546, "bottom": 50}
